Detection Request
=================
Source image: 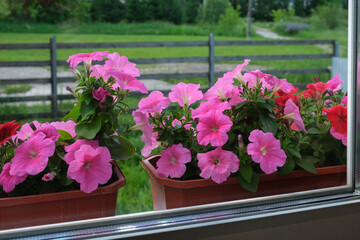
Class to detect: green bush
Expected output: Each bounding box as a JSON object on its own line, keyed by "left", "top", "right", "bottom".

{"left": 196, "top": 0, "right": 228, "bottom": 24}
{"left": 311, "top": 3, "right": 347, "bottom": 30}
{"left": 216, "top": 3, "right": 245, "bottom": 37}
{"left": 271, "top": 7, "right": 295, "bottom": 23}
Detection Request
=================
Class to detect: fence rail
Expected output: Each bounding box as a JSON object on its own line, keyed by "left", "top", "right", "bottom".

{"left": 0, "top": 34, "right": 339, "bottom": 121}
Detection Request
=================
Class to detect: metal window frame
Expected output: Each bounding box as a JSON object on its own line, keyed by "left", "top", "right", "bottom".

{"left": 1, "top": 1, "right": 359, "bottom": 239}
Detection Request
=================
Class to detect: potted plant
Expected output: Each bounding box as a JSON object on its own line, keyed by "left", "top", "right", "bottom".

{"left": 136, "top": 59, "right": 347, "bottom": 210}
{"left": 0, "top": 51, "right": 147, "bottom": 229}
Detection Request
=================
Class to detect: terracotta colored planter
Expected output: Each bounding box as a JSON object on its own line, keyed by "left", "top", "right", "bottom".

{"left": 0, "top": 161, "right": 126, "bottom": 230}
{"left": 142, "top": 154, "right": 346, "bottom": 210}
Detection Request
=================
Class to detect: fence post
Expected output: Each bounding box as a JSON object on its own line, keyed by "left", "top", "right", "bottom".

{"left": 333, "top": 40, "right": 340, "bottom": 57}
{"left": 50, "top": 35, "right": 58, "bottom": 120}
{"left": 208, "top": 33, "right": 215, "bottom": 87}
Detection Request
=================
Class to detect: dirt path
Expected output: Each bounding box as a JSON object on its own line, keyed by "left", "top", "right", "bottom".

{"left": 0, "top": 63, "right": 263, "bottom": 98}
{"left": 254, "top": 26, "right": 290, "bottom": 40}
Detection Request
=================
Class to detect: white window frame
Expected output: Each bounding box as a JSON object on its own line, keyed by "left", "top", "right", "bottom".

{"left": 1, "top": 1, "right": 359, "bottom": 239}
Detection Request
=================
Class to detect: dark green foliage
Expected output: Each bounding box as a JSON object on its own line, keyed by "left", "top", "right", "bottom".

{"left": 216, "top": 3, "right": 246, "bottom": 37}
{"left": 184, "top": 0, "right": 202, "bottom": 24}
{"left": 91, "top": 0, "right": 125, "bottom": 23}
{"left": 311, "top": 2, "right": 347, "bottom": 30}
{"left": 4, "top": 0, "right": 91, "bottom": 23}
{"left": 196, "top": 0, "right": 228, "bottom": 24}
{"left": 252, "top": 0, "right": 291, "bottom": 22}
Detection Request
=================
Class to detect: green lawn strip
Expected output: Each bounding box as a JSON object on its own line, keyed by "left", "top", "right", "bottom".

{"left": 116, "top": 157, "right": 153, "bottom": 214}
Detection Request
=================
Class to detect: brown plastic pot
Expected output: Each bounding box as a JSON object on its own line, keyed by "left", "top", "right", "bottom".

{"left": 0, "top": 161, "right": 126, "bottom": 230}
{"left": 142, "top": 154, "right": 346, "bottom": 210}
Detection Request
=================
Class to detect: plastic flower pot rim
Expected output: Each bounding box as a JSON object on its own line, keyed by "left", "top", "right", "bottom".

{"left": 0, "top": 161, "right": 125, "bottom": 207}
{"left": 142, "top": 154, "right": 346, "bottom": 189}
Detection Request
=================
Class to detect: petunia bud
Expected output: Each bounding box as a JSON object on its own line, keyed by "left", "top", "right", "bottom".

{"left": 84, "top": 60, "right": 92, "bottom": 71}
{"left": 238, "top": 134, "right": 244, "bottom": 152}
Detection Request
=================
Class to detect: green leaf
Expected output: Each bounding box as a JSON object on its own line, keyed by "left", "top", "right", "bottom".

{"left": 295, "top": 156, "right": 318, "bottom": 174}
{"left": 286, "top": 145, "right": 301, "bottom": 159}
{"left": 240, "top": 165, "right": 253, "bottom": 183}
{"left": 100, "top": 135, "right": 136, "bottom": 161}
{"left": 259, "top": 112, "right": 277, "bottom": 134}
{"left": 62, "top": 102, "right": 81, "bottom": 121}
{"left": 84, "top": 92, "right": 93, "bottom": 105}
{"left": 80, "top": 99, "right": 98, "bottom": 119}
{"left": 279, "top": 158, "right": 295, "bottom": 176}
{"left": 57, "top": 130, "right": 73, "bottom": 142}
{"left": 59, "top": 176, "right": 74, "bottom": 186}
{"left": 307, "top": 127, "right": 322, "bottom": 134}
{"left": 75, "top": 116, "right": 101, "bottom": 139}
{"left": 238, "top": 170, "right": 259, "bottom": 193}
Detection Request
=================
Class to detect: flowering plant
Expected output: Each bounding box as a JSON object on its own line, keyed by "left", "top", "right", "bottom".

{"left": 0, "top": 51, "right": 145, "bottom": 196}
{"left": 135, "top": 59, "right": 347, "bottom": 192}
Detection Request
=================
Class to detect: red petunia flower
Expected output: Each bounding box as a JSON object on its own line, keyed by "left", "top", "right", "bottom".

{"left": 0, "top": 121, "right": 22, "bottom": 145}
{"left": 301, "top": 82, "right": 329, "bottom": 103}
{"left": 276, "top": 87, "right": 300, "bottom": 106}
{"left": 323, "top": 105, "right": 347, "bottom": 134}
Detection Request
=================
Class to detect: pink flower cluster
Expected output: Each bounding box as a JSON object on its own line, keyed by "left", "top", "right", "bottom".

{"left": 67, "top": 51, "right": 148, "bottom": 94}
{"left": 135, "top": 59, "right": 347, "bottom": 186}
{"left": 0, "top": 120, "right": 75, "bottom": 192}
{"left": 0, "top": 120, "right": 112, "bottom": 194}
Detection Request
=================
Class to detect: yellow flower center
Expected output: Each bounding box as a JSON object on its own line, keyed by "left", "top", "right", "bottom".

{"left": 171, "top": 157, "right": 177, "bottom": 165}
{"left": 261, "top": 147, "right": 267, "bottom": 155}
{"left": 213, "top": 158, "right": 220, "bottom": 165}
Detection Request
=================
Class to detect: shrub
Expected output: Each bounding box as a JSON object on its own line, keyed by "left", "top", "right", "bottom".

{"left": 311, "top": 3, "right": 347, "bottom": 30}
{"left": 271, "top": 7, "right": 295, "bottom": 23}
{"left": 217, "top": 3, "right": 245, "bottom": 37}
{"left": 196, "top": 0, "right": 228, "bottom": 24}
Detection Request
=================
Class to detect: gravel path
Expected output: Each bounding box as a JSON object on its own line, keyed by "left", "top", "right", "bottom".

{"left": 254, "top": 26, "right": 291, "bottom": 40}
{"left": 0, "top": 63, "right": 263, "bottom": 99}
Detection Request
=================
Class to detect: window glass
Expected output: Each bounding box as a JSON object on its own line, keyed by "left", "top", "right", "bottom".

{"left": 0, "top": 0, "right": 350, "bottom": 231}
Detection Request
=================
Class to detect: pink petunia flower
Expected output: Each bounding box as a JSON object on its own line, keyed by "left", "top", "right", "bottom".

{"left": 192, "top": 99, "right": 231, "bottom": 119}
{"left": 67, "top": 145, "right": 112, "bottom": 194}
{"left": 197, "top": 147, "right": 239, "bottom": 184}
{"left": 10, "top": 132, "right": 55, "bottom": 176}
{"left": 110, "top": 71, "right": 148, "bottom": 94}
{"left": 42, "top": 172, "right": 56, "bottom": 181}
{"left": 169, "top": 82, "right": 203, "bottom": 107}
{"left": 104, "top": 52, "right": 140, "bottom": 78}
{"left": 16, "top": 121, "right": 41, "bottom": 141}
{"left": 0, "top": 163, "right": 27, "bottom": 193}
{"left": 197, "top": 110, "right": 233, "bottom": 147}
{"left": 223, "top": 59, "right": 251, "bottom": 84}
{"left": 33, "top": 124, "right": 60, "bottom": 142}
{"left": 92, "top": 87, "right": 111, "bottom": 108}
{"left": 90, "top": 64, "right": 106, "bottom": 78}
{"left": 264, "top": 76, "right": 296, "bottom": 94}
{"left": 283, "top": 98, "right": 307, "bottom": 132}
{"left": 67, "top": 51, "right": 109, "bottom": 69}
{"left": 50, "top": 120, "right": 77, "bottom": 137}
{"left": 247, "top": 129, "right": 287, "bottom": 174}
{"left": 203, "top": 77, "right": 234, "bottom": 101}
{"left": 138, "top": 91, "right": 170, "bottom": 113}
{"left": 341, "top": 96, "right": 347, "bottom": 107}
{"left": 330, "top": 127, "right": 347, "bottom": 146}
{"left": 327, "top": 74, "right": 343, "bottom": 92}
{"left": 156, "top": 144, "right": 191, "bottom": 178}
{"left": 64, "top": 139, "right": 100, "bottom": 164}
{"left": 132, "top": 110, "right": 159, "bottom": 156}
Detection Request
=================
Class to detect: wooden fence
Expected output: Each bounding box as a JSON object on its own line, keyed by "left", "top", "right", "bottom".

{"left": 0, "top": 34, "right": 339, "bottom": 120}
